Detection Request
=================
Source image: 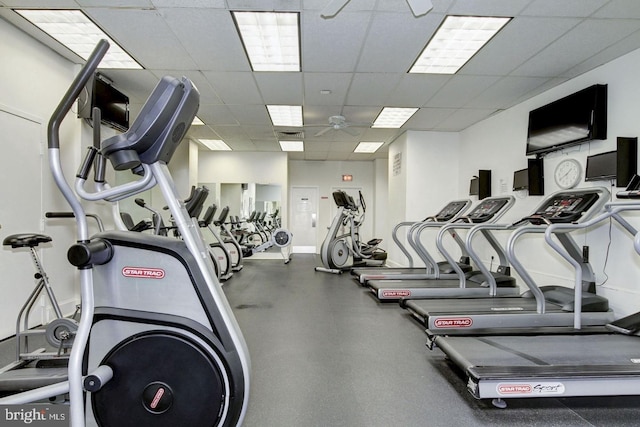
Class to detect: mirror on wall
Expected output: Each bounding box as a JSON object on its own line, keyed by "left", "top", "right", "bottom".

{"left": 198, "top": 182, "right": 281, "bottom": 221}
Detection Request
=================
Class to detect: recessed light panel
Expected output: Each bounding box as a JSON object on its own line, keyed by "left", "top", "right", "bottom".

{"left": 267, "top": 105, "right": 303, "bottom": 127}
{"left": 15, "top": 9, "right": 142, "bottom": 69}
{"left": 233, "top": 11, "right": 300, "bottom": 72}
{"left": 198, "top": 139, "right": 232, "bottom": 151}
{"left": 372, "top": 107, "right": 418, "bottom": 128}
{"left": 410, "top": 15, "right": 511, "bottom": 74}
{"left": 279, "top": 140, "right": 304, "bottom": 152}
{"left": 354, "top": 142, "right": 384, "bottom": 153}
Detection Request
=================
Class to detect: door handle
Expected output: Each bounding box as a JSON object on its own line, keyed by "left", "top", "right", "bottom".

{"left": 311, "top": 213, "right": 316, "bottom": 227}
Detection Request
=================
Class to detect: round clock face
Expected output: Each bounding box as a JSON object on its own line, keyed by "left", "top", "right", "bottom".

{"left": 554, "top": 158, "right": 582, "bottom": 189}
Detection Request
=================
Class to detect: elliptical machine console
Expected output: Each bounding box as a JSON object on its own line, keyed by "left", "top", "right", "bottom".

{"left": 0, "top": 40, "right": 250, "bottom": 427}
{"left": 315, "top": 190, "right": 386, "bottom": 274}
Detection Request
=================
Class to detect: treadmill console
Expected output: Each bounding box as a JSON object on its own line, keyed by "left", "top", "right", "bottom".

{"left": 433, "top": 201, "right": 468, "bottom": 222}
{"left": 616, "top": 174, "right": 640, "bottom": 199}
{"left": 464, "top": 198, "right": 510, "bottom": 224}
{"left": 517, "top": 191, "right": 600, "bottom": 225}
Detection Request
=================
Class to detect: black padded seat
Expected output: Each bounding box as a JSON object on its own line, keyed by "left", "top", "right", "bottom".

{"left": 3, "top": 233, "right": 52, "bottom": 248}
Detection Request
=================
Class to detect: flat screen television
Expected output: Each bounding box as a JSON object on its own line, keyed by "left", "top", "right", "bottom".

{"left": 513, "top": 168, "right": 528, "bottom": 191}
{"left": 78, "top": 73, "right": 129, "bottom": 131}
{"left": 469, "top": 177, "right": 479, "bottom": 196}
{"left": 585, "top": 150, "right": 617, "bottom": 181}
{"left": 526, "top": 84, "right": 607, "bottom": 156}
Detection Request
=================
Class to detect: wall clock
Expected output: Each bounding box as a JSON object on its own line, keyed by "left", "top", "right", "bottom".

{"left": 554, "top": 158, "right": 582, "bottom": 189}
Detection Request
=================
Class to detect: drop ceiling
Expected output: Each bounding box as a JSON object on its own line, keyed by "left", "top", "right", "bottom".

{"left": 2, "top": 0, "right": 640, "bottom": 161}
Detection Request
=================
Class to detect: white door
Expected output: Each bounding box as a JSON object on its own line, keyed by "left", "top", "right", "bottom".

{"left": 290, "top": 186, "right": 318, "bottom": 253}
{"left": 0, "top": 108, "right": 44, "bottom": 337}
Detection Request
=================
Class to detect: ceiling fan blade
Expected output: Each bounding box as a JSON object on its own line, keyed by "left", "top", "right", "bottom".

{"left": 406, "top": 0, "right": 433, "bottom": 17}
{"left": 341, "top": 126, "right": 360, "bottom": 136}
{"left": 314, "top": 127, "right": 333, "bottom": 137}
{"left": 321, "top": 0, "right": 351, "bottom": 18}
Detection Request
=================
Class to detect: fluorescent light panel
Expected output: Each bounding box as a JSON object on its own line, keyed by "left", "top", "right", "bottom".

{"left": 267, "top": 105, "right": 303, "bottom": 127}
{"left": 410, "top": 15, "right": 511, "bottom": 74}
{"left": 233, "top": 11, "right": 300, "bottom": 72}
{"left": 192, "top": 116, "right": 204, "bottom": 125}
{"left": 15, "top": 9, "right": 142, "bottom": 69}
{"left": 279, "top": 140, "right": 304, "bottom": 152}
{"left": 354, "top": 142, "right": 383, "bottom": 153}
{"left": 372, "top": 107, "right": 418, "bottom": 128}
{"left": 198, "top": 139, "right": 232, "bottom": 151}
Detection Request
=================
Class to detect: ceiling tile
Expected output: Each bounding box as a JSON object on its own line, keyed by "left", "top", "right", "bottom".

{"left": 227, "top": 104, "right": 271, "bottom": 126}
{"left": 425, "top": 75, "right": 501, "bottom": 108}
{"left": 460, "top": 17, "right": 582, "bottom": 76}
{"left": 160, "top": 8, "right": 251, "bottom": 71}
{"left": 520, "top": 0, "right": 608, "bottom": 17}
{"left": 303, "top": 73, "right": 351, "bottom": 105}
{"left": 436, "top": 108, "right": 497, "bottom": 131}
{"left": 203, "top": 72, "right": 262, "bottom": 104}
{"left": 356, "top": 11, "right": 444, "bottom": 72}
{"left": 255, "top": 73, "right": 303, "bottom": 105}
{"left": 301, "top": 10, "right": 371, "bottom": 72}
{"left": 466, "top": 76, "right": 549, "bottom": 109}
{"left": 513, "top": 18, "right": 640, "bottom": 77}
{"left": 386, "top": 74, "right": 451, "bottom": 107}
{"left": 346, "top": 73, "right": 403, "bottom": 105}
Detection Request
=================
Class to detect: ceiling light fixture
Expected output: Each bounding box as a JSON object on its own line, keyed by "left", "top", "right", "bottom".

{"left": 192, "top": 116, "right": 205, "bottom": 125}
{"left": 410, "top": 15, "right": 511, "bottom": 75}
{"left": 372, "top": 107, "right": 418, "bottom": 128}
{"left": 354, "top": 141, "right": 384, "bottom": 153}
{"left": 267, "top": 105, "right": 303, "bottom": 127}
{"left": 198, "top": 139, "right": 232, "bottom": 151}
{"left": 279, "top": 140, "right": 304, "bottom": 152}
{"left": 232, "top": 11, "right": 301, "bottom": 72}
{"left": 14, "top": 9, "right": 142, "bottom": 69}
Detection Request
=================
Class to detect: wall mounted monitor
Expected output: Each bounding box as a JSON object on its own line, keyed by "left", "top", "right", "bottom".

{"left": 469, "top": 177, "right": 479, "bottom": 196}
{"left": 526, "top": 84, "right": 607, "bottom": 156}
{"left": 78, "top": 73, "right": 130, "bottom": 131}
{"left": 512, "top": 168, "right": 528, "bottom": 191}
{"left": 585, "top": 150, "right": 617, "bottom": 181}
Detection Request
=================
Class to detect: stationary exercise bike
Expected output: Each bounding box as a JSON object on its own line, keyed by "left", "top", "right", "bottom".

{"left": 0, "top": 40, "right": 250, "bottom": 427}
{"left": 2, "top": 233, "right": 77, "bottom": 367}
{"left": 315, "top": 190, "right": 386, "bottom": 274}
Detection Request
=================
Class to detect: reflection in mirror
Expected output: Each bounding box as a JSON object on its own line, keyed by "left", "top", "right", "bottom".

{"left": 198, "top": 183, "right": 281, "bottom": 223}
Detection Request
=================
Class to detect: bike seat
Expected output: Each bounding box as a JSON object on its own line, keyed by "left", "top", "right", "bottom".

{"left": 3, "top": 233, "right": 52, "bottom": 249}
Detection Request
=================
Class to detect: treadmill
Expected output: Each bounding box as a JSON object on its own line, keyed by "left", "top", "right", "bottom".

{"left": 402, "top": 187, "right": 615, "bottom": 331}
{"left": 367, "top": 196, "right": 519, "bottom": 301}
{"left": 351, "top": 199, "right": 471, "bottom": 283}
{"left": 424, "top": 193, "right": 640, "bottom": 408}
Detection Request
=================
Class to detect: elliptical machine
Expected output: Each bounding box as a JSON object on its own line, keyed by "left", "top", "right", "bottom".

{"left": 315, "top": 190, "right": 386, "bottom": 274}
{"left": 0, "top": 40, "right": 250, "bottom": 427}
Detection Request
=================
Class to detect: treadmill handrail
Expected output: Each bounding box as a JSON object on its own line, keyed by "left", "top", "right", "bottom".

{"left": 434, "top": 196, "right": 516, "bottom": 289}
{"left": 505, "top": 186, "right": 611, "bottom": 317}
{"left": 392, "top": 222, "right": 417, "bottom": 268}
{"left": 545, "top": 201, "right": 640, "bottom": 329}
{"left": 465, "top": 223, "right": 517, "bottom": 295}
{"left": 408, "top": 199, "right": 472, "bottom": 273}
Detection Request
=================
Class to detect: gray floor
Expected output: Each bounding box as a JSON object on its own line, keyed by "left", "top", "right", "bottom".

{"left": 1, "top": 254, "right": 639, "bottom": 426}
{"left": 224, "top": 254, "right": 640, "bottom": 427}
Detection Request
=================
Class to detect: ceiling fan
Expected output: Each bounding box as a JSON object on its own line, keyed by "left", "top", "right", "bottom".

{"left": 308, "top": 115, "right": 371, "bottom": 137}
{"left": 321, "top": 0, "right": 433, "bottom": 19}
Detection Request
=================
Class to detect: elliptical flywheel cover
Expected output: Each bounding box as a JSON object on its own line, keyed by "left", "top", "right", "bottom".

{"left": 92, "top": 332, "right": 227, "bottom": 427}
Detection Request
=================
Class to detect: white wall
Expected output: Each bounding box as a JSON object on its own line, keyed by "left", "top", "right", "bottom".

{"left": 198, "top": 151, "right": 288, "bottom": 225}
{"left": 457, "top": 47, "right": 640, "bottom": 317}
{"left": 0, "top": 18, "right": 83, "bottom": 338}
{"left": 288, "top": 160, "right": 377, "bottom": 251}
{"left": 386, "top": 131, "right": 461, "bottom": 267}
